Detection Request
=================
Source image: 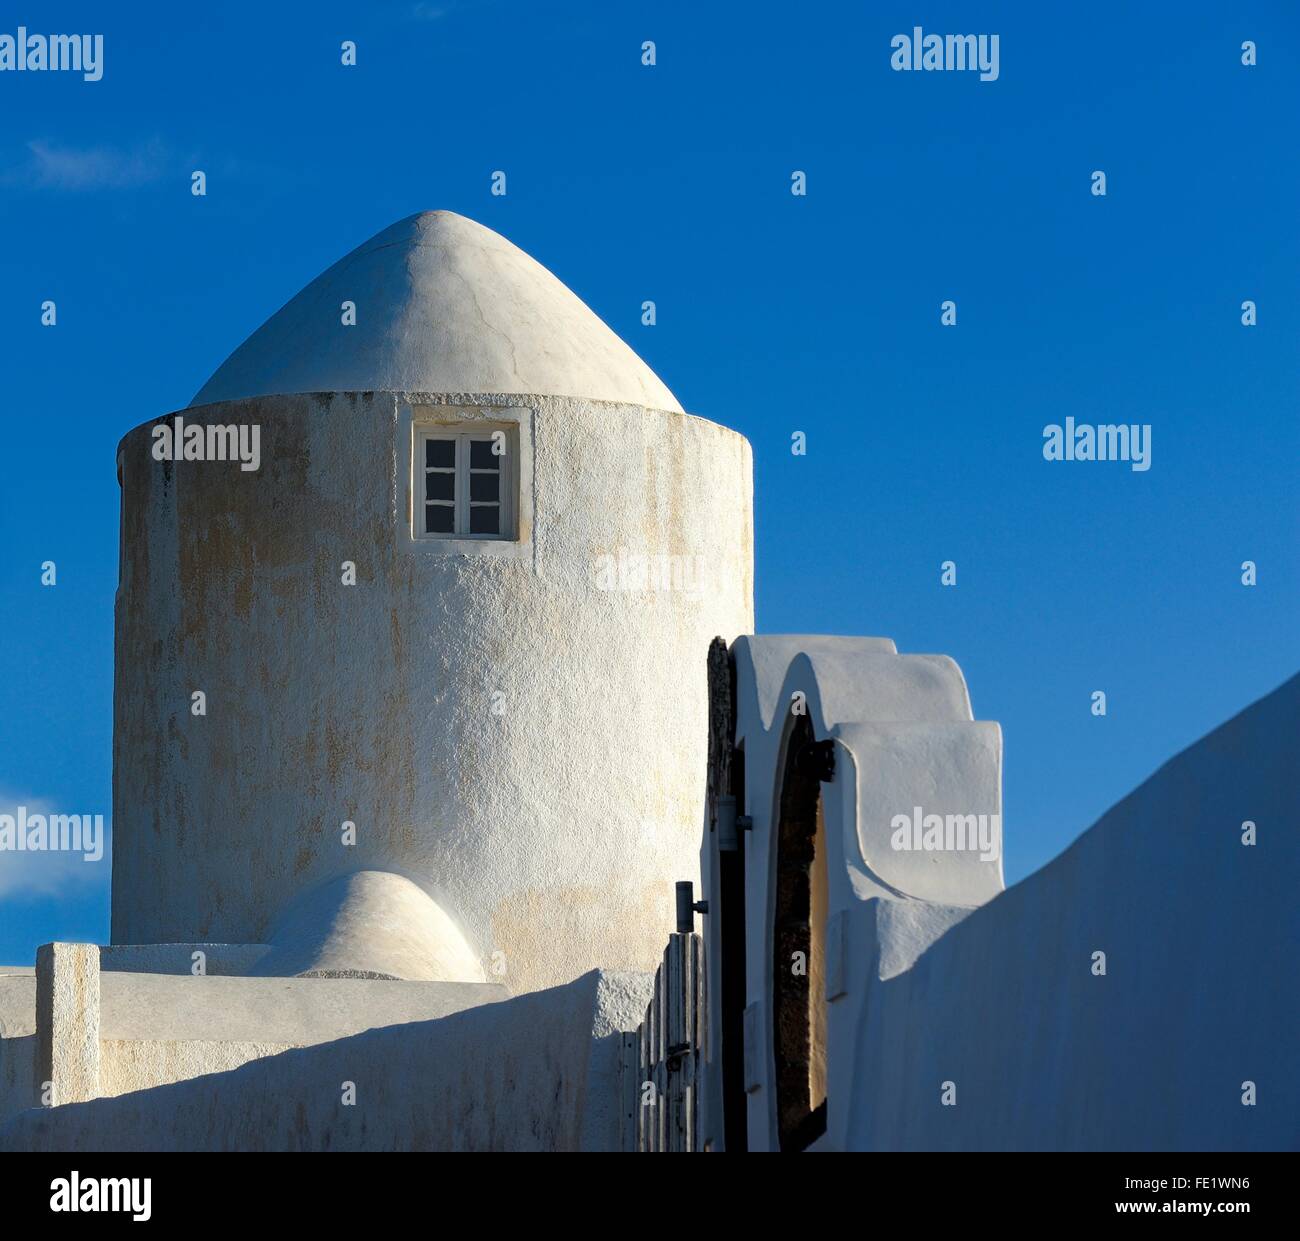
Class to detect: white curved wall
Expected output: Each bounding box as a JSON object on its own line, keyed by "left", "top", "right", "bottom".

{"left": 837, "top": 671, "right": 1300, "bottom": 1151}
{"left": 112, "top": 390, "right": 753, "bottom": 993}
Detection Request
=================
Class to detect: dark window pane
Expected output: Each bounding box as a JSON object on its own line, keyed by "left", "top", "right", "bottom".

{"left": 469, "top": 504, "right": 500, "bottom": 535}
{"left": 426, "top": 471, "right": 455, "bottom": 502}
{"left": 425, "top": 503, "right": 454, "bottom": 534}
{"left": 425, "top": 438, "right": 455, "bottom": 469}
{"left": 470, "top": 472, "right": 499, "bottom": 502}
{"left": 470, "top": 439, "right": 501, "bottom": 470}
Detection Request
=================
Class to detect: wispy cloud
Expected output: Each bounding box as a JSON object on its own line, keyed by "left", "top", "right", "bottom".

{"left": 409, "top": 2, "right": 453, "bottom": 20}
{"left": 0, "top": 794, "right": 110, "bottom": 899}
{"left": 4, "top": 138, "right": 170, "bottom": 191}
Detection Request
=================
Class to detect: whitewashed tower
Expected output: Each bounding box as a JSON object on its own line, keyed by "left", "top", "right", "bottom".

{"left": 112, "top": 211, "right": 753, "bottom": 992}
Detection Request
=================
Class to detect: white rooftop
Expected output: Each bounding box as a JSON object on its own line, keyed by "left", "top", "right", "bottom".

{"left": 191, "top": 211, "right": 682, "bottom": 411}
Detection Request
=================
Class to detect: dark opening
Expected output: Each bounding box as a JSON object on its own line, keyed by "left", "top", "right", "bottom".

{"left": 772, "top": 713, "right": 829, "bottom": 1151}
{"left": 719, "top": 744, "right": 748, "bottom": 1152}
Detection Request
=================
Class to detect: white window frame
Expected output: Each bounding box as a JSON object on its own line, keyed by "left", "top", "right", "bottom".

{"left": 414, "top": 425, "right": 517, "bottom": 541}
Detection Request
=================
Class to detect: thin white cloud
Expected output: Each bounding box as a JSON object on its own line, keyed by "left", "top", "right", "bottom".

{"left": 0, "top": 794, "right": 111, "bottom": 899}
{"left": 5, "top": 138, "right": 169, "bottom": 191}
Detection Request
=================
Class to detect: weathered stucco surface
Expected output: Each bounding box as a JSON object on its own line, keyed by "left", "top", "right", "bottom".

{"left": 8, "top": 959, "right": 508, "bottom": 1108}
{"left": 35, "top": 943, "right": 99, "bottom": 1107}
{"left": 0, "top": 972, "right": 36, "bottom": 1128}
{"left": 94, "top": 971, "right": 506, "bottom": 1096}
{"left": 113, "top": 389, "right": 753, "bottom": 993}
{"left": 0, "top": 972, "right": 35, "bottom": 1037}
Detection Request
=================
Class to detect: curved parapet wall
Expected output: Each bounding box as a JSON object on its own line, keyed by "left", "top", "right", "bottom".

{"left": 697, "top": 634, "right": 1003, "bottom": 1151}
{"left": 837, "top": 720, "right": 1004, "bottom": 907}
{"left": 731, "top": 635, "right": 1003, "bottom": 908}
{"left": 111, "top": 390, "right": 753, "bottom": 994}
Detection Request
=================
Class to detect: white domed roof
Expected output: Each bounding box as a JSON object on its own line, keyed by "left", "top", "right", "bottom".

{"left": 191, "top": 210, "right": 682, "bottom": 412}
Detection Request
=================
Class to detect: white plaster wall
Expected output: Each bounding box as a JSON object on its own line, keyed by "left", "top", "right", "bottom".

{"left": 0, "top": 1035, "right": 35, "bottom": 1128}
{"left": 0, "top": 970, "right": 652, "bottom": 1152}
{"left": 0, "top": 973, "right": 36, "bottom": 1128}
{"left": 831, "top": 672, "right": 1300, "bottom": 1151}
{"left": 94, "top": 972, "right": 506, "bottom": 1096}
{"left": 0, "top": 972, "right": 35, "bottom": 1037}
{"left": 112, "top": 390, "right": 753, "bottom": 994}
{"left": 98, "top": 1041, "right": 297, "bottom": 1098}
{"left": 98, "top": 973, "right": 507, "bottom": 1044}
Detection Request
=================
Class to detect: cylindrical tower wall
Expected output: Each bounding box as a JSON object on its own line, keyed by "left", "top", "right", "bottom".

{"left": 112, "top": 390, "right": 753, "bottom": 992}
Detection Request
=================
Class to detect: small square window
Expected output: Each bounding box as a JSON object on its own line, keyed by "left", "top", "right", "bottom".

{"left": 414, "top": 427, "right": 516, "bottom": 541}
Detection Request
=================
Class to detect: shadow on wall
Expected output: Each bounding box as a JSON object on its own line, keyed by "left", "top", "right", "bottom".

{"left": 0, "top": 969, "right": 651, "bottom": 1153}
{"left": 847, "top": 672, "right": 1300, "bottom": 1151}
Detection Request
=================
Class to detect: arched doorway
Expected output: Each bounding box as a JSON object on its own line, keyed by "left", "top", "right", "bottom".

{"left": 771, "top": 712, "right": 831, "bottom": 1150}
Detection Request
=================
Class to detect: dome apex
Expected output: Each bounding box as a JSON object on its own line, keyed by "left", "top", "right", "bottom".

{"left": 191, "top": 210, "right": 681, "bottom": 411}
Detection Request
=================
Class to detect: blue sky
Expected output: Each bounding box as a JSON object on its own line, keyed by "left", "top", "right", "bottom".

{"left": 1, "top": 1, "right": 1296, "bottom": 963}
